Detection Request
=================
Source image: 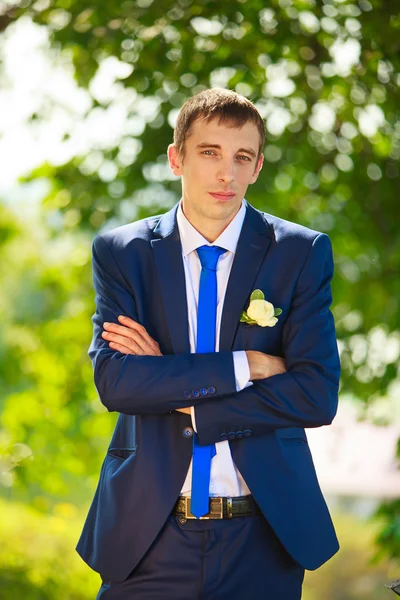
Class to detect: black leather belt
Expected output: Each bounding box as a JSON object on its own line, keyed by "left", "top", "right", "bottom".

{"left": 172, "top": 495, "right": 262, "bottom": 520}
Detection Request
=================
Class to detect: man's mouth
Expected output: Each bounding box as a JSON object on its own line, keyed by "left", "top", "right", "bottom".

{"left": 209, "top": 192, "right": 236, "bottom": 200}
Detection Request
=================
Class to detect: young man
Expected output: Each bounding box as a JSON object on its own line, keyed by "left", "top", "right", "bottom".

{"left": 77, "top": 88, "right": 340, "bottom": 599}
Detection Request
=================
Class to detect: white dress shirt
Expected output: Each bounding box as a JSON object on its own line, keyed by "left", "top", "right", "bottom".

{"left": 178, "top": 199, "right": 252, "bottom": 497}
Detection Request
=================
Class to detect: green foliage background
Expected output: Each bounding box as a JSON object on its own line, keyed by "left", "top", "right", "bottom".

{"left": 0, "top": 0, "right": 399, "bottom": 596}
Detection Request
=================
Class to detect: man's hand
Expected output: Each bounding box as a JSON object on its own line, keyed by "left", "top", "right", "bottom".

{"left": 102, "top": 316, "right": 163, "bottom": 356}
{"left": 246, "top": 351, "right": 286, "bottom": 380}
{"left": 101, "top": 319, "right": 285, "bottom": 410}
{"left": 176, "top": 352, "right": 286, "bottom": 416}
{"left": 102, "top": 317, "right": 192, "bottom": 415}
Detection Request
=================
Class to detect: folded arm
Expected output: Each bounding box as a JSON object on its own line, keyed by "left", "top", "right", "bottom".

{"left": 194, "top": 233, "right": 341, "bottom": 445}
{"left": 89, "top": 234, "right": 237, "bottom": 414}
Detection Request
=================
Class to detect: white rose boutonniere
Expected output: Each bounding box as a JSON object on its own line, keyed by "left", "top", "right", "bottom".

{"left": 240, "top": 289, "right": 282, "bottom": 328}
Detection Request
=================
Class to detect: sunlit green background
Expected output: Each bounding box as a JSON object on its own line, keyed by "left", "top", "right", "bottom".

{"left": 0, "top": 0, "right": 399, "bottom": 597}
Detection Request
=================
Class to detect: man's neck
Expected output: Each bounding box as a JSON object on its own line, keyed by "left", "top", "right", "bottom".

{"left": 180, "top": 203, "right": 241, "bottom": 243}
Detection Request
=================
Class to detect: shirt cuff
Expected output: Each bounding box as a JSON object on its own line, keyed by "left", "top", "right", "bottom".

{"left": 192, "top": 351, "right": 251, "bottom": 431}
{"left": 191, "top": 406, "right": 198, "bottom": 433}
{"left": 233, "top": 350, "right": 251, "bottom": 391}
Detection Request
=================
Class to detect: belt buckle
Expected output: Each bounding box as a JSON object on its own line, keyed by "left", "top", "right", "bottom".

{"left": 209, "top": 497, "right": 223, "bottom": 519}
{"left": 184, "top": 497, "right": 223, "bottom": 519}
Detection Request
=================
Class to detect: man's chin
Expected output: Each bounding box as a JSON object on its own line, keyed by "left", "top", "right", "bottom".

{"left": 182, "top": 195, "right": 242, "bottom": 223}
{"left": 207, "top": 198, "right": 242, "bottom": 218}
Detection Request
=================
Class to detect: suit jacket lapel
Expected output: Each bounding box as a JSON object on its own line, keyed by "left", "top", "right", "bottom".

{"left": 151, "top": 204, "right": 190, "bottom": 354}
{"left": 151, "top": 201, "right": 273, "bottom": 355}
{"left": 219, "top": 203, "right": 273, "bottom": 351}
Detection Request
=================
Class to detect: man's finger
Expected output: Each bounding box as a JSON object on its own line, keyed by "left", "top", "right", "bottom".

{"left": 117, "top": 315, "right": 148, "bottom": 335}
{"left": 116, "top": 316, "right": 161, "bottom": 352}
{"left": 103, "top": 331, "right": 143, "bottom": 354}
{"left": 103, "top": 327, "right": 163, "bottom": 356}
{"left": 103, "top": 321, "right": 161, "bottom": 355}
{"left": 108, "top": 338, "right": 161, "bottom": 357}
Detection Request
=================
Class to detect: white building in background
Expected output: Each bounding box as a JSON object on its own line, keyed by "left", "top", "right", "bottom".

{"left": 307, "top": 399, "right": 400, "bottom": 513}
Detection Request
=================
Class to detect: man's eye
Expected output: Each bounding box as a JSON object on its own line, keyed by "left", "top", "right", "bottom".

{"left": 202, "top": 150, "right": 216, "bottom": 156}
{"left": 237, "top": 155, "right": 251, "bottom": 161}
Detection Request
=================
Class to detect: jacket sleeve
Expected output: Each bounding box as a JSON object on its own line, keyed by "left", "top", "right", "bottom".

{"left": 88, "top": 234, "right": 237, "bottom": 415}
{"left": 194, "top": 233, "right": 341, "bottom": 445}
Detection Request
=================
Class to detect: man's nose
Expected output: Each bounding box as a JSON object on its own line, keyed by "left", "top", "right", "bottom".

{"left": 217, "top": 160, "right": 235, "bottom": 183}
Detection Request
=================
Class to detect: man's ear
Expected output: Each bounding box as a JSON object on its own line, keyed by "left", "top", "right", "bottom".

{"left": 250, "top": 154, "right": 264, "bottom": 184}
{"left": 168, "top": 144, "right": 183, "bottom": 176}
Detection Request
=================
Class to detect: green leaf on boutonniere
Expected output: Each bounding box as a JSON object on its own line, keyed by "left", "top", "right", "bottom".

{"left": 240, "top": 311, "right": 257, "bottom": 324}
{"left": 274, "top": 308, "right": 282, "bottom": 316}
{"left": 250, "top": 289, "right": 265, "bottom": 301}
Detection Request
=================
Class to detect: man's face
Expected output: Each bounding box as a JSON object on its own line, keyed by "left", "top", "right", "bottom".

{"left": 168, "top": 117, "right": 263, "bottom": 226}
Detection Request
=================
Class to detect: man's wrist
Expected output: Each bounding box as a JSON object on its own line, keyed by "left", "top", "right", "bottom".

{"left": 246, "top": 351, "right": 286, "bottom": 380}
{"left": 233, "top": 350, "right": 251, "bottom": 390}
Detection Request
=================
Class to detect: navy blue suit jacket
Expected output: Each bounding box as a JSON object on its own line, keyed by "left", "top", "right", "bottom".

{"left": 76, "top": 201, "right": 340, "bottom": 582}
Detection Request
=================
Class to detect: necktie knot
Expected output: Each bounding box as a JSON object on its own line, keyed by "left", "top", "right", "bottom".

{"left": 196, "top": 245, "right": 226, "bottom": 271}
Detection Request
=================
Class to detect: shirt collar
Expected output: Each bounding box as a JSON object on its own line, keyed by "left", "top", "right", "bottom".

{"left": 176, "top": 199, "right": 247, "bottom": 258}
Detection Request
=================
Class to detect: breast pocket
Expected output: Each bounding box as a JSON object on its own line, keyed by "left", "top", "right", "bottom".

{"left": 234, "top": 322, "right": 283, "bottom": 354}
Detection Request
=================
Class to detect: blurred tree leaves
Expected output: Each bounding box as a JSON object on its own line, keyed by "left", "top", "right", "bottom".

{"left": 10, "top": 0, "right": 398, "bottom": 400}
{"left": 0, "top": 498, "right": 99, "bottom": 598}
{"left": 0, "top": 0, "right": 399, "bottom": 559}
{"left": 0, "top": 203, "right": 115, "bottom": 507}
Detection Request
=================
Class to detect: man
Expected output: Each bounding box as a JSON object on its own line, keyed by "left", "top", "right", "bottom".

{"left": 77, "top": 88, "right": 341, "bottom": 599}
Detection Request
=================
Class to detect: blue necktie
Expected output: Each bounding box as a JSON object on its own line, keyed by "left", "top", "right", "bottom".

{"left": 191, "top": 244, "right": 226, "bottom": 519}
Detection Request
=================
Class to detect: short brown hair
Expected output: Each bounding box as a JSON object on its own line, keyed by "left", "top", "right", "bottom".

{"left": 173, "top": 88, "right": 266, "bottom": 162}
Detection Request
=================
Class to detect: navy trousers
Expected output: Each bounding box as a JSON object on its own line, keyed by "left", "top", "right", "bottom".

{"left": 96, "top": 512, "right": 304, "bottom": 600}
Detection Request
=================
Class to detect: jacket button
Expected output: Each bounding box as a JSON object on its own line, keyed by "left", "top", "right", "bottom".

{"left": 220, "top": 432, "right": 228, "bottom": 441}
{"left": 228, "top": 431, "right": 236, "bottom": 440}
{"left": 207, "top": 386, "right": 216, "bottom": 395}
{"left": 183, "top": 427, "right": 194, "bottom": 438}
{"left": 200, "top": 388, "right": 207, "bottom": 396}
{"left": 192, "top": 389, "right": 200, "bottom": 398}
{"left": 184, "top": 390, "right": 192, "bottom": 399}
{"left": 236, "top": 431, "right": 244, "bottom": 439}
{"left": 244, "top": 429, "right": 252, "bottom": 437}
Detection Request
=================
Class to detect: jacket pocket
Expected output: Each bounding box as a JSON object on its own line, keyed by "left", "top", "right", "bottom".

{"left": 107, "top": 447, "right": 137, "bottom": 461}
{"left": 277, "top": 427, "right": 308, "bottom": 445}
{"left": 279, "top": 438, "right": 308, "bottom": 446}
